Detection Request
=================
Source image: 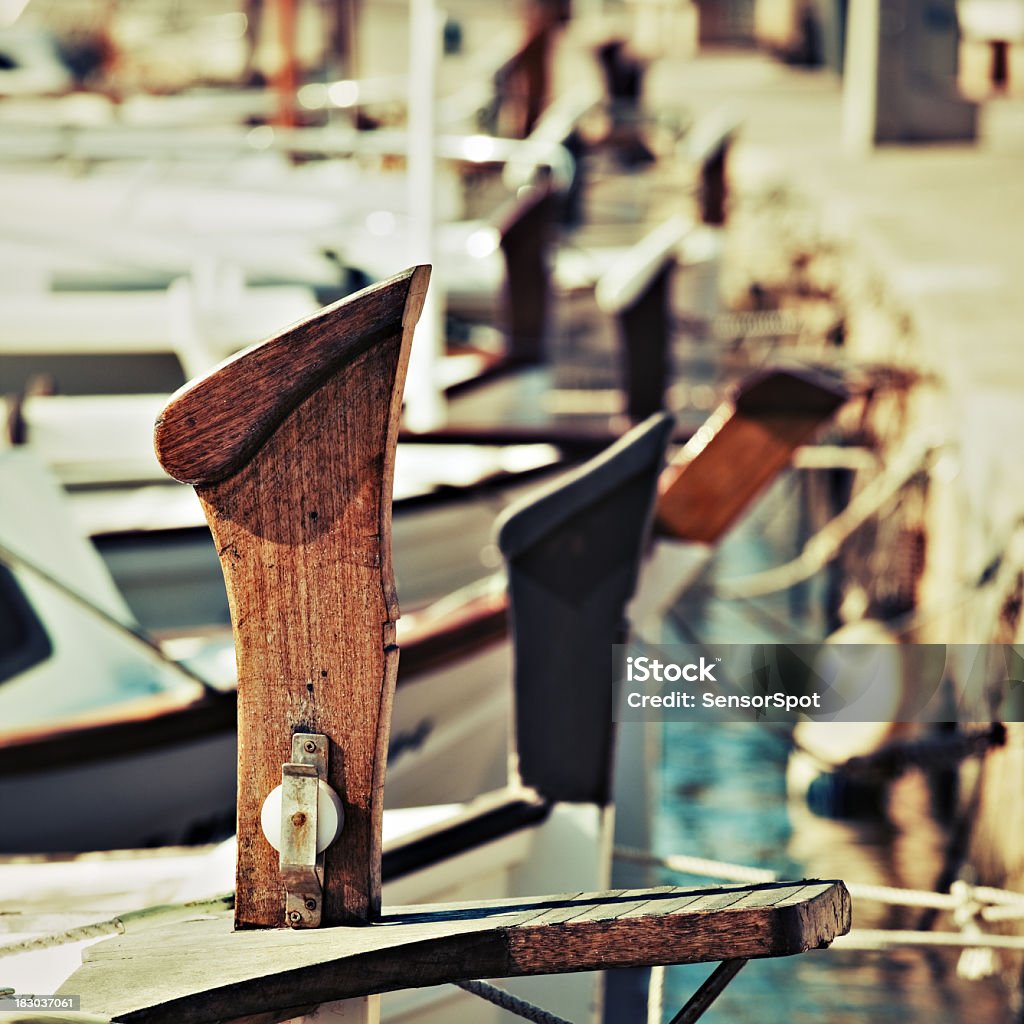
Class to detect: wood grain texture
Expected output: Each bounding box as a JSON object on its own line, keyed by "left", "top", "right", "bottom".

{"left": 153, "top": 266, "right": 430, "bottom": 929}
{"left": 64, "top": 881, "right": 850, "bottom": 1024}
{"left": 655, "top": 368, "right": 847, "bottom": 543}
{"left": 155, "top": 268, "right": 429, "bottom": 487}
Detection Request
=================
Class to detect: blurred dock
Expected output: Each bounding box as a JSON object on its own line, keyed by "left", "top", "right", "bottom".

{"left": 625, "top": 41, "right": 1024, "bottom": 586}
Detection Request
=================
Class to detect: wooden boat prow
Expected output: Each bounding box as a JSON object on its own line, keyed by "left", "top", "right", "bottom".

{"left": 656, "top": 367, "right": 847, "bottom": 543}
{"left": 59, "top": 267, "right": 850, "bottom": 1024}
{"left": 155, "top": 265, "right": 429, "bottom": 929}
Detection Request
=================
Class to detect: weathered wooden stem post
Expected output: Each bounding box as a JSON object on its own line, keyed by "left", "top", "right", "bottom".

{"left": 156, "top": 266, "right": 428, "bottom": 934}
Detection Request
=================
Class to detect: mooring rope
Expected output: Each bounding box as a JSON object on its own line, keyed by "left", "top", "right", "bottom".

{"left": 834, "top": 929, "right": 1024, "bottom": 951}
{"left": 613, "top": 847, "right": 1024, "bottom": 915}
{"left": 0, "top": 537, "right": 220, "bottom": 696}
{"left": 617, "top": 848, "right": 777, "bottom": 886}
{"left": 456, "top": 979, "right": 575, "bottom": 1024}
{"left": 713, "top": 437, "right": 942, "bottom": 600}
{"left": 0, "top": 894, "right": 233, "bottom": 958}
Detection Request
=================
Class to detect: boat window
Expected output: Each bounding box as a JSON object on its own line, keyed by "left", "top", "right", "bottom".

{"left": 0, "top": 565, "right": 53, "bottom": 684}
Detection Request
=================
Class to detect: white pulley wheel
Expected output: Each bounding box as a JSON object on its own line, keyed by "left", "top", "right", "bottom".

{"left": 260, "top": 780, "right": 344, "bottom": 853}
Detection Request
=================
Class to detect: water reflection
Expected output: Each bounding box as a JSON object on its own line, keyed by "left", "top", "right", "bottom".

{"left": 656, "top": 721, "right": 1009, "bottom": 1022}
{"left": 651, "top": 473, "right": 1012, "bottom": 1021}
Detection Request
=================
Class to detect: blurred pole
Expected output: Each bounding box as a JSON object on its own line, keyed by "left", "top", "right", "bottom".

{"left": 274, "top": 0, "right": 298, "bottom": 126}
{"left": 842, "top": 0, "right": 976, "bottom": 148}
{"left": 330, "top": 0, "right": 360, "bottom": 79}
{"left": 405, "top": 0, "right": 445, "bottom": 429}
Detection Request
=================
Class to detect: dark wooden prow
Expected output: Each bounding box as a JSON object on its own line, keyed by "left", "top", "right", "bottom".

{"left": 688, "top": 113, "right": 740, "bottom": 226}
{"left": 499, "top": 413, "right": 674, "bottom": 804}
{"left": 442, "top": 209, "right": 683, "bottom": 429}
{"left": 497, "top": 180, "right": 558, "bottom": 365}
{"left": 490, "top": 11, "right": 558, "bottom": 139}
{"left": 444, "top": 181, "right": 558, "bottom": 381}
{"left": 596, "top": 215, "right": 691, "bottom": 422}
{"left": 595, "top": 37, "right": 655, "bottom": 167}
{"left": 503, "top": 85, "right": 597, "bottom": 228}
{"left": 155, "top": 266, "right": 429, "bottom": 928}
{"left": 400, "top": 368, "right": 848, "bottom": 747}
{"left": 656, "top": 367, "right": 847, "bottom": 543}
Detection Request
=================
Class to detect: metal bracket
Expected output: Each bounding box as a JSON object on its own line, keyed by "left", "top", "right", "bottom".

{"left": 280, "top": 732, "right": 328, "bottom": 928}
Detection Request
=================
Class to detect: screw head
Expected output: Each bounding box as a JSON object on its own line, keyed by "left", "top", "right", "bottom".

{"left": 304, "top": 740, "right": 317, "bottom": 753}
{"left": 291, "top": 811, "right": 307, "bottom": 828}
{"left": 287, "top": 910, "right": 303, "bottom": 925}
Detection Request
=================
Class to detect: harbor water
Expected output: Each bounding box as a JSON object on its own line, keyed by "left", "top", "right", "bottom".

{"left": 656, "top": 721, "right": 1010, "bottom": 1022}
{"left": 648, "top": 472, "right": 1013, "bottom": 1022}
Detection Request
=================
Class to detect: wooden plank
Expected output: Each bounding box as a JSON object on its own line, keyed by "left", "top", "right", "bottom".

{"left": 655, "top": 368, "right": 847, "bottom": 543}
{"left": 154, "top": 267, "right": 429, "bottom": 928}
{"left": 64, "top": 881, "right": 850, "bottom": 1024}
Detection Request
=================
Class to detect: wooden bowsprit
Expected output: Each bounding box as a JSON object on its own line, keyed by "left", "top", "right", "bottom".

{"left": 59, "top": 267, "right": 850, "bottom": 1024}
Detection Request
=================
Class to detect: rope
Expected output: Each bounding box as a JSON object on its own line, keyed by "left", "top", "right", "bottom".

{"left": 713, "top": 437, "right": 942, "bottom": 600}
{"left": 616, "top": 847, "right": 778, "bottom": 885}
{"left": 0, "top": 537, "right": 220, "bottom": 696}
{"left": 0, "top": 919, "right": 121, "bottom": 956}
{"left": 456, "top": 980, "right": 575, "bottom": 1024}
{"left": 950, "top": 880, "right": 999, "bottom": 979}
{"left": 613, "top": 848, "right": 1024, "bottom": 913}
{"left": 979, "top": 903, "right": 1024, "bottom": 922}
{"left": 834, "top": 929, "right": 1024, "bottom": 951}
{"left": 0, "top": 894, "right": 233, "bottom": 958}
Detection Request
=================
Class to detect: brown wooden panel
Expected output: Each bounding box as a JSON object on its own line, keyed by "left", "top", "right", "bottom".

{"left": 656, "top": 368, "right": 847, "bottom": 543}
